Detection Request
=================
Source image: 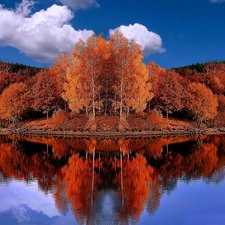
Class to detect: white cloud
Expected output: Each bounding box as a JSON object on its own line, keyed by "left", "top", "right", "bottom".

{"left": 209, "top": 0, "right": 225, "bottom": 2}
{"left": 59, "top": 0, "right": 100, "bottom": 10}
{"left": 15, "top": 0, "right": 35, "bottom": 16}
{"left": 0, "top": 0, "right": 94, "bottom": 62}
{"left": 109, "top": 23, "right": 166, "bottom": 55}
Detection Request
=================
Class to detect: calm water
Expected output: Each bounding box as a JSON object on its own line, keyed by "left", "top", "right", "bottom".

{"left": 0, "top": 135, "right": 225, "bottom": 225}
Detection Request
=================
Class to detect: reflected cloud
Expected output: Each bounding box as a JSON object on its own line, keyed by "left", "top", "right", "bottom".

{"left": 0, "top": 180, "right": 60, "bottom": 220}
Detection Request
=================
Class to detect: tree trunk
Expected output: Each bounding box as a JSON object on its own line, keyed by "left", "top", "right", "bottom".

{"left": 91, "top": 69, "right": 96, "bottom": 121}
{"left": 120, "top": 63, "right": 125, "bottom": 120}
{"left": 85, "top": 107, "right": 89, "bottom": 119}
{"left": 126, "top": 108, "right": 130, "bottom": 119}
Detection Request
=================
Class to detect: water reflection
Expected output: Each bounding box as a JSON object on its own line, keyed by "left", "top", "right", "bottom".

{"left": 0, "top": 135, "right": 225, "bottom": 224}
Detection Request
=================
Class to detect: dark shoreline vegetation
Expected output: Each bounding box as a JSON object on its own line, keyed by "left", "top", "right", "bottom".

{"left": 1, "top": 32, "right": 225, "bottom": 137}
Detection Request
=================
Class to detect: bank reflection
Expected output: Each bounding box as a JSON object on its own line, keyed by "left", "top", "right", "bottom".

{"left": 0, "top": 135, "right": 225, "bottom": 224}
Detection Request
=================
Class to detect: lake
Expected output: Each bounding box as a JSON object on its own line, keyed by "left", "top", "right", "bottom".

{"left": 0, "top": 135, "right": 225, "bottom": 225}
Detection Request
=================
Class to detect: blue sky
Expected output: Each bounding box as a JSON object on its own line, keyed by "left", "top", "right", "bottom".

{"left": 0, "top": 0, "right": 225, "bottom": 69}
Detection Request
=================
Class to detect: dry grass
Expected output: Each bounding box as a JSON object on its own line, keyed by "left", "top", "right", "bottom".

{"left": 18, "top": 112, "right": 193, "bottom": 133}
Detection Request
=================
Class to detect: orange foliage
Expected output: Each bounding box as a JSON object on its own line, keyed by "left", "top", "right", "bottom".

{"left": 62, "top": 35, "right": 109, "bottom": 120}
{"left": 147, "top": 61, "right": 165, "bottom": 93}
{"left": 31, "top": 70, "right": 57, "bottom": 119}
{"left": 50, "top": 110, "right": 67, "bottom": 129}
{"left": 185, "top": 82, "right": 218, "bottom": 124}
{"left": 156, "top": 70, "right": 185, "bottom": 118}
{"left": 147, "top": 110, "right": 164, "bottom": 129}
{"left": 0, "top": 82, "right": 30, "bottom": 125}
{"left": 86, "top": 115, "right": 97, "bottom": 131}
{"left": 118, "top": 115, "right": 130, "bottom": 131}
{"left": 110, "top": 31, "right": 153, "bottom": 118}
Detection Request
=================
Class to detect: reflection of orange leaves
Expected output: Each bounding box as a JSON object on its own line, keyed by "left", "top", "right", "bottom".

{"left": 0, "top": 142, "right": 57, "bottom": 192}
{"left": 0, "top": 143, "right": 29, "bottom": 179}
{"left": 159, "top": 142, "right": 219, "bottom": 188}
{"left": 62, "top": 154, "right": 96, "bottom": 221}
{"left": 118, "top": 138, "right": 129, "bottom": 154}
{"left": 147, "top": 141, "right": 164, "bottom": 159}
{"left": 86, "top": 138, "right": 97, "bottom": 153}
{"left": 97, "top": 139, "right": 118, "bottom": 151}
{"left": 52, "top": 142, "right": 68, "bottom": 159}
{"left": 187, "top": 143, "right": 218, "bottom": 176}
{"left": 118, "top": 154, "right": 154, "bottom": 220}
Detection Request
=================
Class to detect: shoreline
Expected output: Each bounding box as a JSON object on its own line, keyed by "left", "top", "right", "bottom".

{"left": 1, "top": 128, "right": 225, "bottom": 138}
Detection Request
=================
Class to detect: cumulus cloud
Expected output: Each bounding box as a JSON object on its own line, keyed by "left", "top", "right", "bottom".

{"left": 209, "top": 0, "right": 225, "bottom": 2}
{"left": 109, "top": 23, "right": 166, "bottom": 55}
{"left": 0, "top": 0, "right": 94, "bottom": 62}
{"left": 59, "top": 0, "right": 99, "bottom": 10}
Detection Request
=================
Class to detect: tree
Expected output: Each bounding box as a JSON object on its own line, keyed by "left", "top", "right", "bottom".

{"left": 0, "top": 63, "right": 27, "bottom": 94}
{"left": 62, "top": 35, "right": 109, "bottom": 120}
{"left": 50, "top": 53, "right": 71, "bottom": 109}
{"left": 0, "top": 62, "right": 11, "bottom": 94}
{"left": 155, "top": 70, "right": 185, "bottom": 119}
{"left": 110, "top": 31, "right": 153, "bottom": 119}
{"left": 185, "top": 82, "right": 218, "bottom": 125}
{"left": 147, "top": 62, "right": 165, "bottom": 93}
{"left": 31, "top": 70, "right": 57, "bottom": 119}
{"left": 203, "top": 62, "right": 225, "bottom": 94}
{"left": 0, "top": 82, "right": 30, "bottom": 126}
{"left": 213, "top": 94, "right": 225, "bottom": 126}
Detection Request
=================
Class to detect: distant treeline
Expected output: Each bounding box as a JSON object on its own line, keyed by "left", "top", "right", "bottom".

{"left": 173, "top": 61, "right": 225, "bottom": 73}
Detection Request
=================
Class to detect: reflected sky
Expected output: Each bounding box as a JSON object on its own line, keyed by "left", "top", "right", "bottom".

{"left": 140, "top": 178, "right": 225, "bottom": 225}
{"left": 0, "top": 179, "right": 78, "bottom": 225}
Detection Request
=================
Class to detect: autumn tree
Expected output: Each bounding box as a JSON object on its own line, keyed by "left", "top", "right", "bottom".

{"left": 31, "top": 70, "right": 57, "bottom": 119}
{"left": 212, "top": 94, "right": 225, "bottom": 126}
{"left": 185, "top": 82, "right": 218, "bottom": 125}
{"left": 202, "top": 62, "right": 225, "bottom": 94}
{"left": 62, "top": 35, "right": 109, "bottom": 120}
{"left": 0, "top": 63, "right": 11, "bottom": 93}
{"left": 155, "top": 70, "right": 185, "bottom": 119}
{"left": 110, "top": 31, "right": 153, "bottom": 119}
{"left": 147, "top": 62, "right": 165, "bottom": 93}
{"left": 50, "top": 53, "right": 71, "bottom": 109}
{"left": 98, "top": 45, "right": 117, "bottom": 115}
{"left": 0, "top": 82, "right": 30, "bottom": 126}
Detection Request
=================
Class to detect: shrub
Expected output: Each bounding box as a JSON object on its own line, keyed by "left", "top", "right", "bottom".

{"left": 118, "top": 116, "right": 130, "bottom": 131}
